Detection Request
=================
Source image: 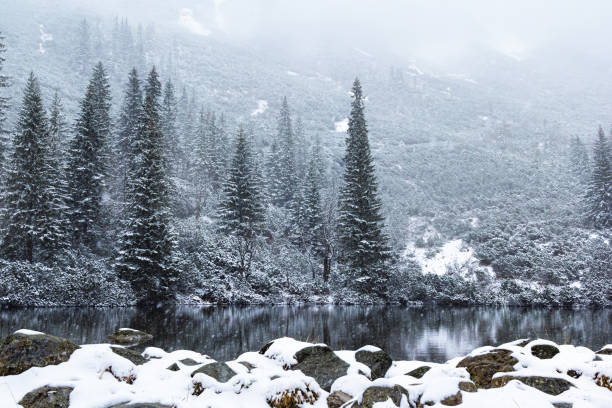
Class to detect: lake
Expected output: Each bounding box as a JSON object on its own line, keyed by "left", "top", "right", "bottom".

{"left": 0, "top": 306, "right": 609, "bottom": 362}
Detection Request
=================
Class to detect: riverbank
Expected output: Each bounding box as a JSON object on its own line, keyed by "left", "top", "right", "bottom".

{"left": 1, "top": 329, "right": 610, "bottom": 407}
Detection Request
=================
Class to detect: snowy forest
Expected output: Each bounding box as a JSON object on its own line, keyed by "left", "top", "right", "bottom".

{"left": 0, "top": 0, "right": 610, "bottom": 307}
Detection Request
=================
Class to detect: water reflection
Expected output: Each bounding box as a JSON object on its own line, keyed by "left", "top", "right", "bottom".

{"left": 0, "top": 306, "right": 609, "bottom": 362}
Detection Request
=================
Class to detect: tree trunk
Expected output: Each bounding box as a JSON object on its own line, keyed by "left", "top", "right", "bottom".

{"left": 323, "top": 253, "right": 330, "bottom": 283}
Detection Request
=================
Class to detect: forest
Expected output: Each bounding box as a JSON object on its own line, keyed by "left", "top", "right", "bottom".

{"left": 0, "top": 9, "right": 610, "bottom": 307}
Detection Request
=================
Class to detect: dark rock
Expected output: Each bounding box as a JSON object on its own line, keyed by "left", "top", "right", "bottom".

{"left": 111, "top": 346, "right": 148, "bottom": 366}
{"left": 516, "top": 339, "right": 532, "bottom": 347}
{"left": 266, "top": 382, "right": 319, "bottom": 408}
{"left": 440, "top": 391, "right": 462, "bottom": 406}
{"left": 191, "top": 362, "right": 236, "bottom": 383}
{"left": 596, "top": 347, "right": 612, "bottom": 355}
{"left": 566, "top": 369, "right": 581, "bottom": 379}
{"left": 458, "top": 381, "right": 477, "bottom": 392}
{"left": 552, "top": 403, "right": 573, "bottom": 408}
{"left": 456, "top": 349, "right": 518, "bottom": 388}
{"left": 166, "top": 363, "right": 180, "bottom": 371}
{"left": 349, "top": 385, "right": 409, "bottom": 408}
{"left": 292, "top": 346, "right": 349, "bottom": 392}
{"left": 0, "top": 332, "right": 80, "bottom": 376}
{"left": 179, "top": 358, "right": 200, "bottom": 366}
{"left": 238, "top": 361, "right": 256, "bottom": 372}
{"left": 327, "top": 390, "right": 352, "bottom": 408}
{"left": 406, "top": 366, "right": 431, "bottom": 379}
{"left": 107, "top": 329, "right": 153, "bottom": 346}
{"left": 19, "top": 386, "right": 73, "bottom": 408}
{"left": 355, "top": 348, "right": 392, "bottom": 380}
{"left": 491, "top": 375, "right": 574, "bottom": 396}
{"left": 259, "top": 341, "right": 274, "bottom": 355}
{"left": 531, "top": 344, "right": 560, "bottom": 360}
{"left": 593, "top": 355, "right": 603, "bottom": 361}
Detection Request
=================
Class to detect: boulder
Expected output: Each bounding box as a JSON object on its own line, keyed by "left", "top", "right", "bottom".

{"left": 531, "top": 344, "right": 559, "bottom": 360}
{"left": 355, "top": 348, "right": 392, "bottom": 380}
{"left": 191, "top": 362, "right": 236, "bottom": 383}
{"left": 596, "top": 347, "right": 612, "bottom": 355}
{"left": 491, "top": 375, "right": 574, "bottom": 395}
{"left": 111, "top": 346, "right": 148, "bottom": 366}
{"left": 405, "top": 366, "right": 431, "bottom": 379}
{"left": 327, "top": 390, "right": 352, "bottom": 408}
{"left": 0, "top": 332, "right": 79, "bottom": 376}
{"left": 349, "top": 385, "right": 410, "bottom": 408}
{"left": 458, "top": 381, "right": 477, "bottom": 392}
{"left": 238, "top": 361, "right": 256, "bottom": 372}
{"left": 179, "top": 358, "right": 200, "bottom": 366}
{"left": 552, "top": 404, "right": 573, "bottom": 408}
{"left": 19, "top": 386, "right": 73, "bottom": 408}
{"left": 440, "top": 391, "right": 462, "bottom": 406}
{"left": 166, "top": 363, "right": 180, "bottom": 371}
{"left": 266, "top": 382, "right": 319, "bottom": 408}
{"left": 107, "top": 329, "right": 153, "bottom": 346}
{"left": 292, "top": 346, "right": 349, "bottom": 392}
{"left": 456, "top": 349, "right": 518, "bottom": 388}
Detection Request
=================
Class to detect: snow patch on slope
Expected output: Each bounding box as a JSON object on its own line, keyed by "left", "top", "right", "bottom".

{"left": 179, "top": 8, "right": 210, "bottom": 36}
{"left": 251, "top": 100, "right": 268, "bottom": 116}
{"left": 287, "top": 70, "right": 299, "bottom": 76}
{"left": 334, "top": 118, "right": 348, "bottom": 133}
{"left": 38, "top": 24, "right": 53, "bottom": 54}
{"left": 353, "top": 47, "right": 374, "bottom": 58}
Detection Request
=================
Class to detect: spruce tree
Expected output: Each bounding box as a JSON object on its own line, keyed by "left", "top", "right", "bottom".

{"left": 192, "top": 107, "right": 209, "bottom": 219}
{"left": 1, "top": 73, "right": 66, "bottom": 262}
{"left": 75, "top": 19, "right": 91, "bottom": 76}
{"left": 276, "top": 97, "right": 297, "bottom": 207}
{"left": 585, "top": 126, "right": 612, "bottom": 228}
{"left": 116, "top": 67, "right": 177, "bottom": 302}
{"left": 219, "top": 127, "right": 265, "bottom": 277}
{"left": 161, "top": 79, "right": 180, "bottom": 175}
{"left": 115, "top": 68, "right": 142, "bottom": 205}
{"left": 569, "top": 136, "right": 590, "bottom": 182}
{"left": 66, "top": 62, "right": 111, "bottom": 249}
{"left": 0, "top": 32, "right": 9, "bottom": 170}
{"left": 338, "top": 78, "right": 391, "bottom": 295}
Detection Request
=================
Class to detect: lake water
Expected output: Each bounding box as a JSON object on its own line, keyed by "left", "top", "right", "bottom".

{"left": 0, "top": 306, "right": 609, "bottom": 362}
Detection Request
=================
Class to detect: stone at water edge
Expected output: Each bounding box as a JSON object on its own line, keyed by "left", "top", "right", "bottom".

{"left": 191, "top": 362, "right": 237, "bottom": 383}
{"left": 355, "top": 348, "right": 392, "bottom": 379}
{"left": 108, "top": 328, "right": 154, "bottom": 345}
{"left": 455, "top": 349, "right": 518, "bottom": 388}
{"left": 530, "top": 343, "right": 560, "bottom": 359}
{"left": 405, "top": 365, "right": 431, "bottom": 379}
{"left": 293, "top": 345, "right": 350, "bottom": 392}
{"left": 19, "top": 386, "right": 73, "bottom": 408}
{"left": 111, "top": 346, "right": 148, "bottom": 365}
{"left": 596, "top": 346, "right": 612, "bottom": 355}
{"left": 327, "top": 390, "right": 353, "bottom": 408}
{"left": 490, "top": 375, "right": 574, "bottom": 396}
{"left": 0, "top": 331, "right": 80, "bottom": 376}
{"left": 349, "top": 385, "right": 410, "bottom": 408}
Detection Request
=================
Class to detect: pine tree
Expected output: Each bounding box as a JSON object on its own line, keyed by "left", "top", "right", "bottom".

{"left": 219, "top": 127, "right": 265, "bottom": 277}
{"left": 66, "top": 62, "right": 112, "bottom": 249}
{"left": 75, "top": 19, "right": 91, "bottom": 76}
{"left": 585, "top": 126, "right": 612, "bottom": 228}
{"left": 161, "top": 79, "right": 180, "bottom": 176}
{"left": 0, "top": 32, "right": 9, "bottom": 170}
{"left": 114, "top": 68, "right": 142, "bottom": 205}
{"left": 116, "top": 67, "right": 177, "bottom": 302}
{"left": 192, "top": 107, "right": 210, "bottom": 219}
{"left": 1, "top": 74, "right": 66, "bottom": 262}
{"left": 338, "top": 78, "right": 391, "bottom": 295}
{"left": 276, "top": 97, "right": 297, "bottom": 207}
{"left": 569, "top": 136, "right": 589, "bottom": 182}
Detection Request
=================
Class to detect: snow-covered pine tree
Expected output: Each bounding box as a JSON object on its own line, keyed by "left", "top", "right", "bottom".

{"left": 161, "top": 79, "right": 181, "bottom": 176}
{"left": 276, "top": 97, "right": 297, "bottom": 208}
{"left": 75, "top": 19, "right": 91, "bottom": 76}
{"left": 569, "top": 136, "right": 590, "bottom": 182}
{"left": 585, "top": 126, "right": 612, "bottom": 228}
{"left": 1, "top": 73, "right": 67, "bottom": 262}
{"left": 116, "top": 67, "right": 177, "bottom": 302}
{"left": 66, "top": 62, "right": 112, "bottom": 249}
{"left": 301, "top": 147, "right": 324, "bottom": 278}
{"left": 219, "top": 127, "right": 265, "bottom": 277}
{"left": 338, "top": 78, "right": 391, "bottom": 295}
{"left": 266, "top": 137, "right": 282, "bottom": 205}
{"left": 205, "top": 112, "right": 223, "bottom": 191}
{"left": 177, "top": 86, "right": 195, "bottom": 179}
{"left": 114, "top": 68, "right": 142, "bottom": 206}
{"left": 192, "top": 107, "right": 210, "bottom": 219}
{"left": 0, "top": 32, "right": 9, "bottom": 170}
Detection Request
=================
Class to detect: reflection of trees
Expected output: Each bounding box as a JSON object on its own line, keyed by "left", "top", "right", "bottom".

{"left": 0, "top": 306, "right": 609, "bottom": 362}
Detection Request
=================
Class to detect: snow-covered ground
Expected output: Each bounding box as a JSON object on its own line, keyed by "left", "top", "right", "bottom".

{"left": 250, "top": 99, "right": 268, "bottom": 116}
{"left": 334, "top": 118, "right": 348, "bottom": 132}
{"left": 2, "top": 332, "right": 611, "bottom": 407}
{"left": 405, "top": 239, "right": 495, "bottom": 279}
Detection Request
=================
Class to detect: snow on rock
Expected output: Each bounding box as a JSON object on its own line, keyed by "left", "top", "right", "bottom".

{"left": 334, "top": 118, "right": 349, "bottom": 133}
{"left": 250, "top": 99, "right": 268, "bottom": 116}
{"left": 13, "top": 329, "right": 44, "bottom": 336}
{"left": 1, "top": 334, "right": 611, "bottom": 408}
{"left": 405, "top": 239, "right": 494, "bottom": 279}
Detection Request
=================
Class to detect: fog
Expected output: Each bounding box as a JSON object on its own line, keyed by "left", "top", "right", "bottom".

{"left": 60, "top": 0, "right": 612, "bottom": 67}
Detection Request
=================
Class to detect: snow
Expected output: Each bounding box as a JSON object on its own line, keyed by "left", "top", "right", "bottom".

{"left": 405, "top": 239, "right": 494, "bottom": 278}
{"left": 38, "top": 24, "right": 53, "bottom": 54}
{"left": 250, "top": 99, "right": 268, "bottom": 116}
{"left": 1, "top": 336, "right": 610, "bottom": 408}
{"left": 14, "top": 329, "right": 44, "bottom": 336}
{"left": 334, "top": 118, "right": 349, "bottom": 133}
{"left": 353, "top": 47, "right": 374, "bottom": 58}
{"left": 286, "top": 70, "right": 299, "bottom": 76}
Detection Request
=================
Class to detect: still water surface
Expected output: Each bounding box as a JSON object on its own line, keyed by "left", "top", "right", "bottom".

{"left": 0, "top": 306, "right": 609, "bottom": 362}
